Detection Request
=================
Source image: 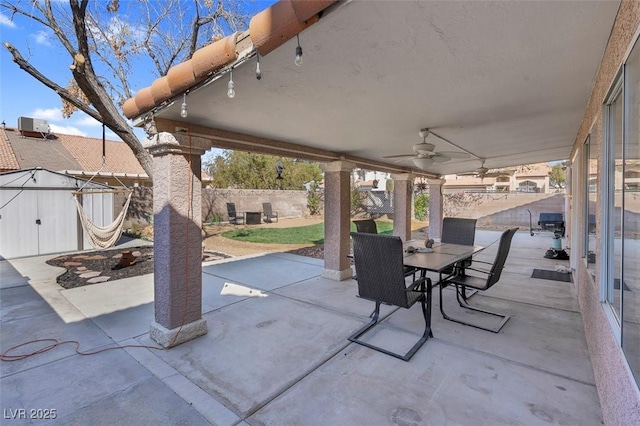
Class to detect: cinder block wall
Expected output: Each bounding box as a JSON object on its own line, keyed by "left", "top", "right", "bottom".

{"left": 444, "top": 192, "right": 565, "bottom": 228}
{"left": 122, "top": 187, "right": 310, "bottom": 227}
{"left": 202, "top": 189, "right": 309, "bottom": 222}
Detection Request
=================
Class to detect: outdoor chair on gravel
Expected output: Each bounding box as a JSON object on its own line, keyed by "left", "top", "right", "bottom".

{"left": 439, "top": 227, "right": 518, "bottom": 333}
{"left": 226, "top": 203, "right": 244, "bottom": 225}
{"left": 262, "top": 203, "right": 279, "bottom": 223}
{"left": 348, "top": 232, "right": 432, "bottom": 361}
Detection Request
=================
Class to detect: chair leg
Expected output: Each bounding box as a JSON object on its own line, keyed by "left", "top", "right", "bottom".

{"left": 438, "top": 283, "right": 510, "bottom": 333}
{"left": 348, "top": 292, "right": 432, "bottom": 362}
{"left": 459, "top": 286, "right": 478, "bottom": 302}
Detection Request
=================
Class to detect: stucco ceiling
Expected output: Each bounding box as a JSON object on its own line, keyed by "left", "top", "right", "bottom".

{"left": 152, "top": 0, "right": 620, "bottom": 175}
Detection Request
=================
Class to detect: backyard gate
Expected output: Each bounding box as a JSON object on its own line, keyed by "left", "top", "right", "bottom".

{"left": 0, "top": 169, "right": 114, "bottom": 259}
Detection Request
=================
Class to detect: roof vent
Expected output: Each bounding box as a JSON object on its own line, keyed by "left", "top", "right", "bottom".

{"left": 18, "top": 117, "right": 50, "bottom": 136}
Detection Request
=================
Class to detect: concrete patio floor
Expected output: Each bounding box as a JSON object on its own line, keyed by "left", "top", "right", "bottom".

{"left": 1, "top": 230, "right": 602, "bottom": 425}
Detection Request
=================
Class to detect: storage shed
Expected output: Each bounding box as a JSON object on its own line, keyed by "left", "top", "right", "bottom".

{"left": 0, "top": 169, "right": 115, "bottom": 259}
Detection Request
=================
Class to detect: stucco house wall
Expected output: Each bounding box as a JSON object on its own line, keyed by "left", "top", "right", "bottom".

{"left": 570, "top": 1, "right": 640, "bottom": 424}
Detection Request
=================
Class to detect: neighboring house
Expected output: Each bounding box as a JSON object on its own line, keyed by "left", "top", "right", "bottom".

{"left": 352, "top": 168, "right": 390, "bottom": 191}
{"left": 0, "top": 120, "right": 213, "bottom": 187}
{"left": 443, "top": 163, "right": 553, "bottom": 193}
{"left": 0, "top": 123, "right": 149, "bottom": 188}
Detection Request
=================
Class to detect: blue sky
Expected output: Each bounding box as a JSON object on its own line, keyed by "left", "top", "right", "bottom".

{"left": 0, "top": 1, "right": 274, "bottom": 145}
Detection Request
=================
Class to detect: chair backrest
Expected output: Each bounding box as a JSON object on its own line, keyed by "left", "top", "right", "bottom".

{"left": 486, "top": 228, "right": 518, "bottom": 287}
{"left": 227, "top": 203, "right": 237, "bottom": 217}
{"left": 441, "top": 218, "right": 477, "bottom": 245}
{"left": 262, "top": 203, "right": 274, "bottom": 217}
{"left": 350, "top": 232, "right": 411, "bottom": 308}
{"left": 353, "top": 219, "right": 377, "bottom": 234}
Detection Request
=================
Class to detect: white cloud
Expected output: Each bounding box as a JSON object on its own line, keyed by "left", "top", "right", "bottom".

{"left": 49, "top": 123, "right": 87, "bottom": 137}
{"left": 30, "top": 107, "right": 63, "bottom": 121}
{"left": 75, "top": 116, "right": 103, "bottom": 127}
{"left": 33, "top": 30, "right": 52, "bottom": 46}
{"left": 0, "top": 14, "right": 16, "bottom": 28}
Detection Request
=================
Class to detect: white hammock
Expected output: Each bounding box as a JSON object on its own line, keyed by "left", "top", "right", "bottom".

{"left": 74, "top": 191, "right": 133, "bottom": 249}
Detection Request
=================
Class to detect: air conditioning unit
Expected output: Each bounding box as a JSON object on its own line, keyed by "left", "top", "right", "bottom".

{"left": 18, "top": 117, "right": 50, "bottom": 134}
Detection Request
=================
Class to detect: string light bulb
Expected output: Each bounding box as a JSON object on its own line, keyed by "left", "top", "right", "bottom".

{"left": 227, "top": 69, "right": 235, "bottom": 98}
{"left": 255, "top": 53, "right": 262, "bottom": 80}
{"left": 295, "top": 34, "right": 303, "bottom": 66}
{"left": 180, "top": 93, "right": 188, "bottom": 118}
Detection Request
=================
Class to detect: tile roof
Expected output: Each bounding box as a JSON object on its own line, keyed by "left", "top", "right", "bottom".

{"left": 123, "top": 0, "right": 336, "bottom": 120}
{"left": 57, "top": 133, "right": 146, "bottom": 175}
{"left": 2, "top": 127, "right": 81, "bottom": 171}
{"left": 0, "top": 128, "right": 20, "bottom": 171}
{"left": 0, "top": 127, "right": 145, "bottom": 176}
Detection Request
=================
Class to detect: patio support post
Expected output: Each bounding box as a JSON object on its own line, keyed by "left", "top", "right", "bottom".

{"left": 144, "top": 132, "right": 209, "bottom": 347}
{"left": 428, "top": 178, "right": 446, "bottom": 241}
{"left": 320, "top": 161, "right": 355, "bottom": 280}
{"left": 391, "top": 173, "right": 413, "bottom": 241}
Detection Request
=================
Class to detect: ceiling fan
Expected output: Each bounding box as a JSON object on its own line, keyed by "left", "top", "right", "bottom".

{"left": 457, "top": 158, "right": 512, "bottom": 179}
{"left": 382, "top": 129, "right": 469, "bottom": 169}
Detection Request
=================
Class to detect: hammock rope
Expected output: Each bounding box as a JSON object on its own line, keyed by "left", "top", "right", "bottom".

{"left": 72, "top": 122, "right": 134, "bottom": 249}
{"left": 74, "top": 190, "right": 133, "bottom": 249}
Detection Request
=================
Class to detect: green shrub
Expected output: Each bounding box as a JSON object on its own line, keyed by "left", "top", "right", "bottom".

{"left": 414, "top": 194, "right": 429, "bottom": 220}
{"left": 307, "top": 182, "right": 323, "bottom": 215}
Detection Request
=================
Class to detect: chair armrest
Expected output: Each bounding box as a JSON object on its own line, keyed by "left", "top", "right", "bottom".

{"left": 406, "top": 277, "right": 429, "bottom": 293}
{"left": 463, "top": 266, "right": 491, "bottom": 275}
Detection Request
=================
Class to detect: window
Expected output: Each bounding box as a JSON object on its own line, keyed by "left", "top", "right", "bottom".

{"left": 603, "top": 75, "right": 623, "bottom": 324}
{"left": 584, "top": 135, "right": 598, "bottom": 277}
{"left": 601, "top": 37, "right": 640, "bottom": 386}
{"left": 622, "top": 37, "right": 640, "bottom": 385}
{"left": 518, "top": 180, "right": 538, "bottom": 193}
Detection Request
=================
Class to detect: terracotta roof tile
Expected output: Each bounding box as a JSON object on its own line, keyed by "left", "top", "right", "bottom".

{"left": 122, "top": 0, "right": 336, "bottom": 120}
{"left": 0, "top": 128, "right": 20, "bottom": 171}
{"left": 57, "top": 133, "right": 146, "bottom": 175}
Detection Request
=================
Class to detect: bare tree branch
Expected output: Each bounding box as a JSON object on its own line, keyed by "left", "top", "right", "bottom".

{"left": 4, "top": 41, "right": 105, "bottom": 126}
{"left": 1, "top": 0, "right": 251, "bottom": 181}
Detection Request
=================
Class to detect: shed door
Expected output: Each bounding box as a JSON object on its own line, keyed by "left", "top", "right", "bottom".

{"left": 37, "top": 190, "right": 79, "bottom": 255}
{"left": 0, "top": 189, "right": 39, "bottom": 258}
{"left": 0, "top": 189, "right": 79, "bottom": 258}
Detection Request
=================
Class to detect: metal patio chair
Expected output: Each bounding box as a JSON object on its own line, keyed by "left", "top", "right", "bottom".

{"left": 348, "top": 232, "right": 432, "bottom": 361}
{"left": 353, "top": 219, "right": 377, "bottom": 234}
{"left": 441, "top": 217, "right": 477, "bottom": 276}
{"left": 352, "top": 219, "right": 417, "bottom": 280}
{"left": 226, "top": 203, "right": 244, "bottom": 225}
{"left": 439, "top": 227, "right": 518, "bottom": 333}
{"left": 262, "top": 203, "right": 279, "bottom": 223}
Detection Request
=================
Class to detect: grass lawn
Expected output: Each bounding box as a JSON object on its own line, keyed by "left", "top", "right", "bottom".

{"left": 222, "top": 221, "right": 394, "bottom": 244}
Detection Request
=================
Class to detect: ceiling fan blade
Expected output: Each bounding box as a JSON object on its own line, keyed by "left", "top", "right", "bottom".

{"left": 437, "top": 151, "right": 469, "bottom": 159}
{"left": 382, "top": 153, "right": 415, "bottom": 159}
{"left": 432, "top": 154, "right": 451, "bottom": 163}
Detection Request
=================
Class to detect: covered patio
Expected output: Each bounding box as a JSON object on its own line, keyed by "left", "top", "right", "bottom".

{"left": 2, "top": 230, "right": 600, "bottom": 424}
{"left": 119, "top": 0, "right": 639, "bottom": 423}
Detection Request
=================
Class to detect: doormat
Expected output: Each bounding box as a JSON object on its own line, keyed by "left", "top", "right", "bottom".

{"left": 614, "top": 279, "right": 631, "bottom": 291}
{"left": 531, "top": 269, "right": 572, "bottom": 283}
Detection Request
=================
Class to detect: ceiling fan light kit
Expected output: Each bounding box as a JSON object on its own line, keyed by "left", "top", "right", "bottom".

{"left": 382, "top": 127, "right": 472, "bottom": 170}
{"left": 412, "top": 157, "right": 434, "bottom": 169}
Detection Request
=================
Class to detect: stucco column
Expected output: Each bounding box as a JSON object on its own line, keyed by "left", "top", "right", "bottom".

{"left": 428, "top": 178, "right": 446, "bottom": 241}
{"left": 144, "top": 132, "right": 209, "bottom": 347}
{"left": 391, "top": 173, "right": 413, "bottom": 241}
{"left": 320, "top": 161, "right": 355, "bottom": 281}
